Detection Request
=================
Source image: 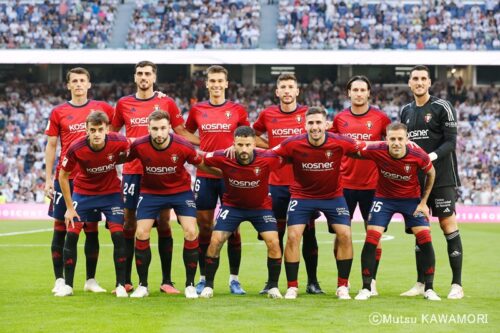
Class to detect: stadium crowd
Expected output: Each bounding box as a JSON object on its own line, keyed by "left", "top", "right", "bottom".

{"left": 0, "top": 0, "right": 118, "bottom": 49}
{"left": 125, "top": 0, "right": 261, "bottom": 49}
{"left": 277, "top": 0, "right": 500, "bottom": 50}
{"left": 0, "top": 78, "right": 497, "bottom": 205}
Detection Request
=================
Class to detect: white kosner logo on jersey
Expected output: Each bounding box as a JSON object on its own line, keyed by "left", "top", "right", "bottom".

{"left": 380, "top": 169, "right": 412, "bottom": 181}
{"left": 229, "top": 178, "right": 260, "bottom": 188}
{"left": 302, "top": 161, "right": 334, "bottom": 171}
{"left": 342, "top": 132, "right": 372, "bottom": 140}
{"left": 68, "top": 122, "right": 87, "bottom": 132}
{"left": 86, "top": 162, "right": 117, "bottom": 174}
{"left": 201, "top": 123, "right": 232, "bottom": 132}
{"left": 145, "top": 166, "right": 177, "bottom": 174}
{"left": 130, "top": 117, "right": 149, "bottom": 126}
{"left": 271, "top": 128, "right": 303, "bottom": 137}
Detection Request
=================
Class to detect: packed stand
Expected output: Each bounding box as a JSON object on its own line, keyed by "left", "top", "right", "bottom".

{"left": 277, "top": 0, "right": 500, "bottom": 50}
{"left": 125, "top": 0, "right": 261, "bottom": 49}
{"left": 0, "top": 80, "right": 497, "bottom": 205}
{"left": 0, "top": 0, "right": 118, "bottom": 49}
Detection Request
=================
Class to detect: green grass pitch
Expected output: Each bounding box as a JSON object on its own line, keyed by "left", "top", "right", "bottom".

{"left": 0, "top": 220, "right": 498, "bottom": 333}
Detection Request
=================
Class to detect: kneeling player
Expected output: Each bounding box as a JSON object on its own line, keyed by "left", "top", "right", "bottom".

{"left": 126, "top": 110, "right": 212, "bottom": 299}
{"left": 199, "top": 126, "right": 283, "bottom": 299}
{"left": 354, "top": 123, "right": 440, "bottom": 301}
{"left": 57, "top": 111, "right": 129, "bottom": 297}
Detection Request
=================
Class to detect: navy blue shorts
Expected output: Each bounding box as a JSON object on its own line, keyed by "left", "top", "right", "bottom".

{"left": 343, "top": 188, "right": 375, "bottom": 221}
{"left": 123, "top": 174, "right": 141, "bottom": 209}
{"left": 214, "top": 206, "right": 277, "bottom": 233}
{"left": 72, "top": 193, "right": 124, "bottom": 224}
{"left": 368, "top": 197, "right": 429, "bottom": 233}
{"left": 269, "top": 185, "right": 291, "bottom": 220}
{"left": 287, "top": 197, "right": 351, "bottom": 227}
{"left": 136, "top": 191, "right": 197, "bottom": 220}
{"left": 193, "top": 177, "right": 225, "bottom": 211}
{"left": 48, "top": 179, "right": 100, "bottom": 222}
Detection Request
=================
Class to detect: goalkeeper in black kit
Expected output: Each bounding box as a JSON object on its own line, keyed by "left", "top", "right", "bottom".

{"left": 399, "top": 65, "right": 463, "bottom": 299}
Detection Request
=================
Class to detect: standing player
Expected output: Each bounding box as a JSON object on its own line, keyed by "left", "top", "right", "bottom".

{"left": 354, "top": 123, "right": 440, "bottom": 301}
{"left": 252, "top": 73, "right": 323, "bottom": 294}
{"left": 56, "top": 111, "right": 129, "bottom": 297}
{"left": 400, "top": 65, "right": 463, "bottom": 299}
{"left": 126, "top": 110, "right": 213, "bottom": 299}
{"left": 45, "top": 67, "right": 114, "bottom": 294}
{"left": 186, "top": 65, "right": 250, "bottom": 295}
{"left": 199, "top": 126, "right": 283, "bottom": 299}
{"left": 330, "top": 75, "right": 391, "bottom": 295}
{"left": 112, "top": 61, "right": 199, "bottom": 294}
{"left": 273, "top": 107, "right": 364, "bottom": 300}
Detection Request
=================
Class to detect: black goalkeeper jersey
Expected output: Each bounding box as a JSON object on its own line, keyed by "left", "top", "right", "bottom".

{"left": 400, "top": 95, "right": 461, "bottom": 188}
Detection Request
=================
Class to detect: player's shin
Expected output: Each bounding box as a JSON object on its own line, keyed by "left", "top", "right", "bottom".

{"left": 360, "top": 230, "right": 382, "bottom": 290}
{"left": 228, "top": 231, "right": 242, "bottom": 276}
{"left": 183, "top": 238, "right": 199, "bottom": 286}
{"left": 109, "top": 223, "right": 127, "bottom": 286}
{"left": 204, "top": 256, "right": 220, "bottom": 289}
{"left": 157, "top": 228, "right": 173, "bottom": 285}
{"left": 84, "top": 226, "right": 99, "bottom": 280}
{"left": 51, "top": 220, "right": 67, "bottom": 279}
{"left": 135, "top": 238, "right": 151, "bottom": 287}
{"left": 267, "top": 257, "right": 282, "bottom": 289}
{"left": 302, "top": 221, "right": 318, "bottom": 284}
{"left": 445, "top": 230, "right": 463, "bottom": 286}
{"left": 415, "top": 229, "right": 435, "bottom": 291}
{"left": 63, "top": 231, "right": 80, "bottom": 287}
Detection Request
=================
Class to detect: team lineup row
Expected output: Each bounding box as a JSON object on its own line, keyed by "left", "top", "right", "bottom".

{"left": 45, "top": 63, "right": 463, "bottom": 300}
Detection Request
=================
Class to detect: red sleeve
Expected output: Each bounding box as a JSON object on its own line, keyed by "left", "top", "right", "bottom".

{"left": 203, "top": 151, "right": 223, "bottom": 168}
{"left": 101, "top": 102, "right": 115, "bottom": 124}
{"left": 186, "top": 146, "right": 202, "bottom": 166}
{"left": 164, "top": 98, "right": 184, "bottom": 129}
{"left": 185, "top": 107, "right": 198, "bottom": 133}
{"left": 272, "top": 142, "right": 288, "bottom": 157}
{"left": 331, "top": 115, "right": 340, "bottom": 133}
{"left": 237, "top": 105, "right": 250, "bottom": 126}
{"left": 416, "top": 147, "right": 432, "bottom": 173}
{"left": 252, "top": 111, "right": 266, "bottom": 134}
{"left": 61, "top": 148, "right": 77, "bottom": 172}
{"left": 126, "top": 143, "right": 139, "bottom": 162}
{"left": 111, "top": 100, "right": 125, "bottom": 130}
{"left": 381, "top": 114, "right": 391, "bottom": 137}
{"left": 343, "top": 137, "right": 365, "bottom": 154}
{"left": 45, "top": 108, "right": 60, "bottom": 136}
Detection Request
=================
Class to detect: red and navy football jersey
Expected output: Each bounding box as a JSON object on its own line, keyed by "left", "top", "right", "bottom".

{"left": 186, "top": 100, "right": 249, "bottom": 178}
{"left": 45, "top": 100, "right": 114, "bottom": 179}
{"left": 61, "top": 133, "right": 129, "bottom": 195}
{"left": 112, "top": 93, "right": 184, "bottom": 174}
{"left": 127, "top": 134, "right": 202, "bottom": 195}
{"left": 360, "top": 143, "right": 432, "bottom": 199}
{"left": 253, "top": 104, "right": 307, "bottom": 186}
{"left": 204, "top": 149, "right": 282, "bottom": 209}
{"left": 273, "top": 133, "right": 364, "bottom": 199}
{"left": 330, "top": 107, "right": 391, "bottom": 190}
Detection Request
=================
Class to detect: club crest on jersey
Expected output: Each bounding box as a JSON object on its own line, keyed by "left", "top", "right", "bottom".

{"left": 366, "top": 121, "right": 373, "bottom": 130}
{"left": 424, "top": 114, "right": 432, "bottom": 123}
{"left": 225, "top": 111, "right": 232, "bottom": 119}
{"left": 154, "top": 104, "right": 161, "bottom": 111}
{"left": 254, "top": 167, "right": 261, "bottom": 176}
{"left": 404, "top": 164, "right": 411, "bottom": 173}
{"left": 107, "top": 153, "right": 114, "bottom": 161}
{"left": 296, "top": 115, "right": 302, "bottom": 123}
{"left": 325, "top": 150, "right": 333, "bottom": 159}
{"left": 171, "top": 154, "right": 179, "bottom": 163}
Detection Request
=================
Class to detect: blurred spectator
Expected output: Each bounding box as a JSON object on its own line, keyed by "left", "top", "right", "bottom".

{"left": 125, "top": 0, "right": 261, "bottom": 49}
{"left": 0, "top": 0, "right": 118, "bottom": 49}
{"left": 277, "top": 0, "right": 500, "bottom": 50}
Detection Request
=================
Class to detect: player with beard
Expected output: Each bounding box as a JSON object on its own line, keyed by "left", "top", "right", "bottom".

{"left": 252, "top": 73, "right": 323, "bottom": 295}
{"left": 400, "top": 65, "right": 463, "bottom": 299}
{"left": 111, "top": 61, "right": 199, "bottom": 294}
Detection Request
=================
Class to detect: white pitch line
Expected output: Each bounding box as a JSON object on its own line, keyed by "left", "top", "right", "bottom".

{"left": 0, "top": 228, "right": 53, "bottom": 237}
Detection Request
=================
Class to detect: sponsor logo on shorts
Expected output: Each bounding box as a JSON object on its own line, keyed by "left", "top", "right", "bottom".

{"left": 185, "top": 200, "right": 196, "bottom": 208}
{"left": 336, "top": 207, "right": 350, "bottom": 216}
{"left": 263, "top": 215, "right": 277, "bottom": 223}
{"left": 111, "top": 206, "right": 124, "bottom": 215}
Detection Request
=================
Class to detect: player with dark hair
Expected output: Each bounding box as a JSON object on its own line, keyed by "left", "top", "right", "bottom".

{"left": 45, "top": 67, "right": 114, "bottom": 294}
{"left": 400, "top": 65, "right": 463, "bottom": 299}
{"left": 273, "top": 107, "right": 364, "bottom": 300}
{"left": 56, "top": 111, "right": 129, "bottom": 297}
{"left": 252, "top": 73, "right": 323, "bottom": 295}
{"left": 111, "top": 60, "right": 199, "bottom": 294}
{"left": 330, "top": 75, "right": 391, "bottom": 295}
{"left": 186, "top": 65, "right": 251, "bottom": 295}
{"left": 126, "top": 110, "right": 215, "bottom": 299}
{"left": 199, "top": 126, "right": 283, "bottom": 299}
{"left": 354, "top": 123, "right": 440, "bottom": 301}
